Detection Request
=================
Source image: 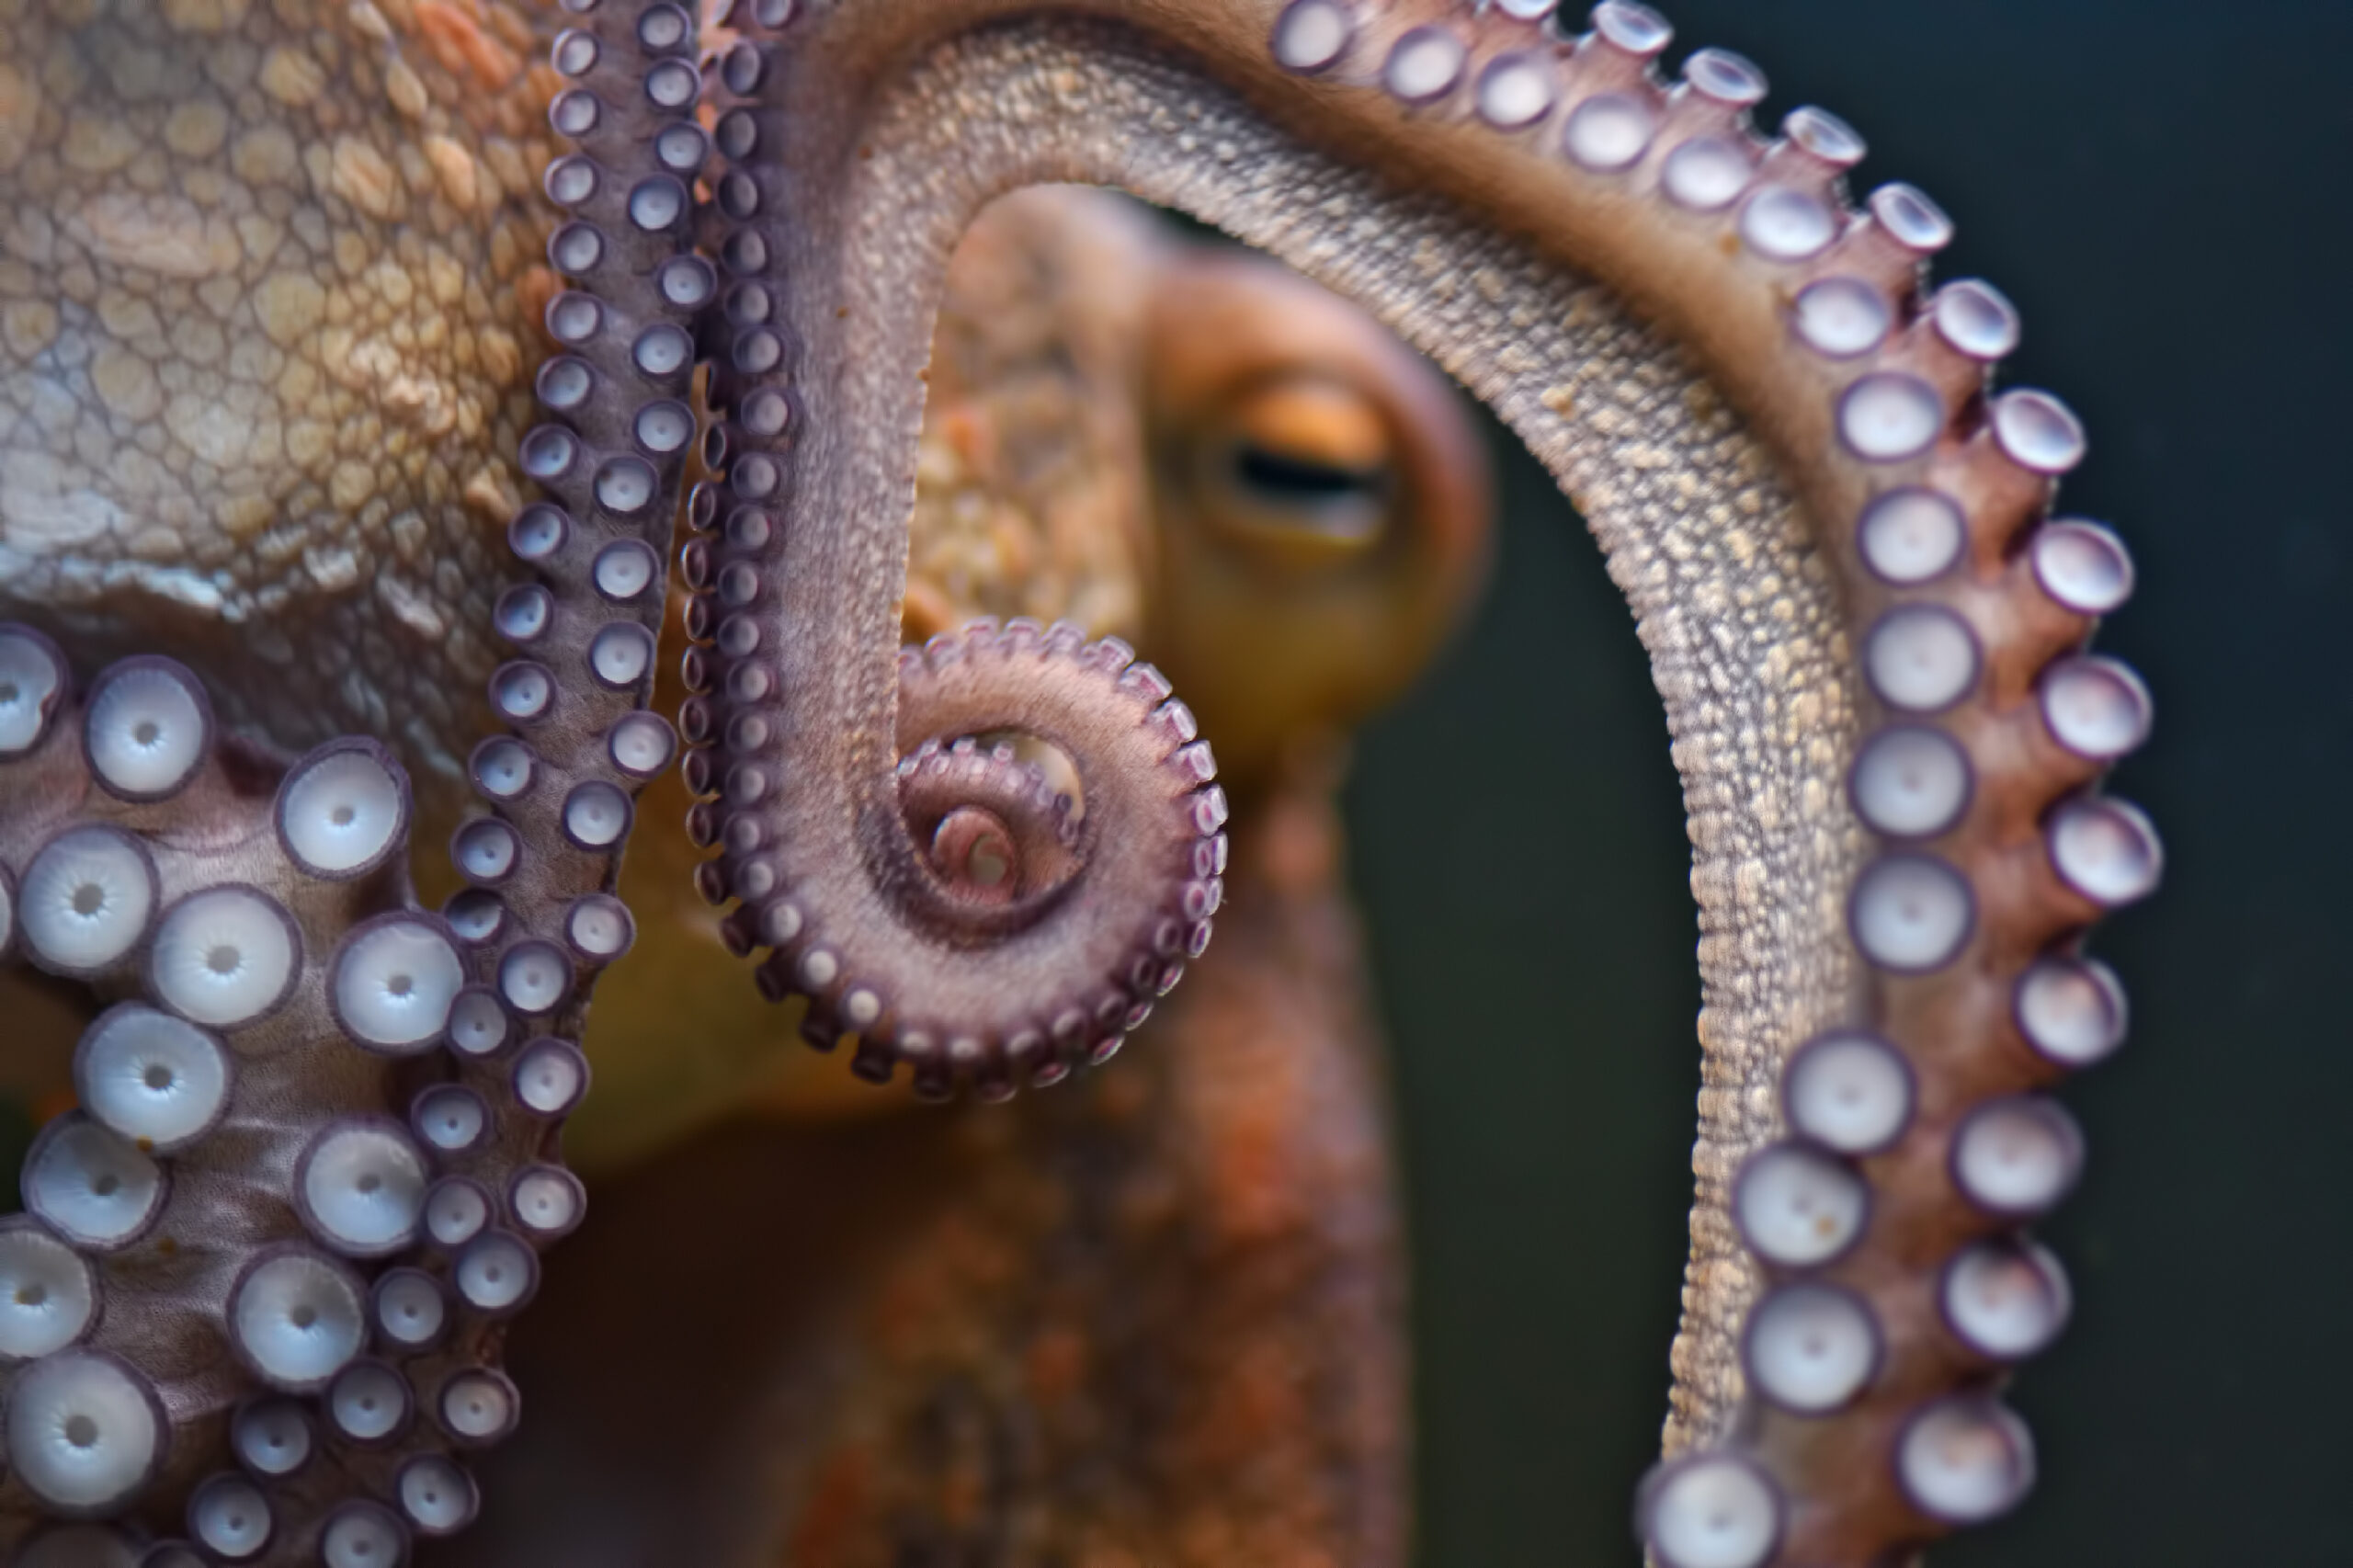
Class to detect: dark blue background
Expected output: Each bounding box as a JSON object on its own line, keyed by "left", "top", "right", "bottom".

{"left": 1344, "top": 3, "right": 2353, "bottom": 1562}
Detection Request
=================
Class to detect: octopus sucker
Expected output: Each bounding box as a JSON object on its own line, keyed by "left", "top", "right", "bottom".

{"left": 0, "top": 0, "right": 2155, "bottom": 1563}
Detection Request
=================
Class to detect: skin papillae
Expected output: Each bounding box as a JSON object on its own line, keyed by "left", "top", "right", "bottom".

{"left": 0, "top": 2, "right": 2160, "bottom": 1567}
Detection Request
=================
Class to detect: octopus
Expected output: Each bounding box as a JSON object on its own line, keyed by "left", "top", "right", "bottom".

{"left": 0, "top": 3, "right": 2158, "bottom": 1567}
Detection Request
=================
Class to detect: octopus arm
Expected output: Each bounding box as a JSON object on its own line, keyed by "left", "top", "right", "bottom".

{"left": 613, "top": 2, "right": 2160, "bottom": 1562}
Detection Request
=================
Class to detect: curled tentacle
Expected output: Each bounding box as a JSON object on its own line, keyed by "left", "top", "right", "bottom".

{"left": 895, "top": 733, "right": 1082, "bottom": 912}
{"left": 697, "top": 0, "right": 2154, "bottom": 1561}
{"left": 635, "top": 2, "right": 1233, "bottom": 1097}
{"left": 695, "top": 615, "right": 1225, "bottom": 1095}
{"left": 0, "top": 634, "right": 589, "bottom": 1558}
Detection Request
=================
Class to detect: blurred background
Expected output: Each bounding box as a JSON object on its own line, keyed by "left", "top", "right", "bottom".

{"left": 1343, "top": 2, "right": 2353, "bottom": 1563}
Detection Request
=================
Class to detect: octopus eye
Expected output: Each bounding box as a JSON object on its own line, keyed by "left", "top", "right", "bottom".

{"left": 1210, "top": 375, "right": 1395, "bottom": 553}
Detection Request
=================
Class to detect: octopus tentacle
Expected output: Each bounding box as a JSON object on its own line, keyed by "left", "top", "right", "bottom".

{"left": 465, "top": 0, "right": 703, "bottom": 971}
{"left": 655, "top": 25, "right": 1231, "bottom": 1094}
{"left": 699, "top": 0, "right": 2154, "bottom": 1562}
{"left": 0, "top": 630, "right": 585, "bottom": 1559}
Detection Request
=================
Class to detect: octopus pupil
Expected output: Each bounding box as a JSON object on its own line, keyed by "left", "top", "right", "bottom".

{"left": 63, "top": 1415, "right": 97, "bottom": 1448}
{"left": 1233, "top": 442, "right": 1381, "bottom": 502}
{"left": 71, "top": 883, "right": 104, "bottom": 917}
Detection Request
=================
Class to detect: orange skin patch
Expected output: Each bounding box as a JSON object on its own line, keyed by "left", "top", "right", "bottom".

{"left": 414, "top": 0, "right": 527, "bottom": 92}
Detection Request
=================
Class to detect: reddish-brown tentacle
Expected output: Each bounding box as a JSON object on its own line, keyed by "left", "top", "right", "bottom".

{"left": 676, "top": 21, "right": 1230, "bottom": 1091}
{"left": 696, "top": 2, "right": 2155, "bottom": 1562}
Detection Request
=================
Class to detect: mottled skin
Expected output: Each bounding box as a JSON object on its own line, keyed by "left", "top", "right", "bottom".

{"left": 0, "top": 0, "right": 559, "bottom": 801}
{"left": 0, "top": 0, "right": 573, "bottom": 1228}
{"left": 0, "top": 0, "right": 2154, "bottom": 1563}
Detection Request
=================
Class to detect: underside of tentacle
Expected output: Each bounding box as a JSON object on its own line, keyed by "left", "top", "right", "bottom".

{"left": 689, "top": 1, "right": 2154, "bottom": 1562}
{"left": 0, "top": 629, "right": 587, "bottom": 1562}
{"left": 0, "top": 2, "right": 707, "bottom": 1557}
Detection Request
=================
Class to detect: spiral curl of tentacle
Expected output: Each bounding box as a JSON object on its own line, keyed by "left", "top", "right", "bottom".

{"left": 706, "top": 616, "right": 1225, "bottom": 1098}
{"left": 0, "top": 629, "right": 569, "bottom": 1561}
{"left": 687, "top": 0, "right": 2157, "bottom": 1562}
{"left": 655, "top": 11, "right": 1229, "bottom": 1093}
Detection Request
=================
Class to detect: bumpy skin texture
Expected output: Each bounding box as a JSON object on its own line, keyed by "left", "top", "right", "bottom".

{"left": 0, "top": 0, "right": 561, "bottom": 802}
{"left": 0, "top": 0, "right": 2157, "bottom": 1564}
{"left": 0, "top": 6, "right": 1476, "bottom": 1553}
